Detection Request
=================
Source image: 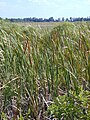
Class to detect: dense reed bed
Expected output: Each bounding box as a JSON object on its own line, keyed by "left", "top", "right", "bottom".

{"left": 0, "top": 20, "right": 90, "bottom": 120}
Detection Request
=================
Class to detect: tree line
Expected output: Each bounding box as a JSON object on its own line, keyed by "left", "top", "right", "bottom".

{"left": 0, "top": 16, "right": 90, "bottom": 22}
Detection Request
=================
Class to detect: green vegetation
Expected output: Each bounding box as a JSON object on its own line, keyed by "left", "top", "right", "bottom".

{"left": 0, "top": 20, "right": 90, "bottom": 120}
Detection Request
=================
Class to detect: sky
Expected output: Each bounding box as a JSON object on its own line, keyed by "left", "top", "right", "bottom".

{"left": 0, "top": 0, "right": 90, "bottom": 19}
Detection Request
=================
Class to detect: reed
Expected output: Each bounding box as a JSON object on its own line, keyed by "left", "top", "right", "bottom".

{"left": 0, "top": 21, "right": 90, "bottom": 119}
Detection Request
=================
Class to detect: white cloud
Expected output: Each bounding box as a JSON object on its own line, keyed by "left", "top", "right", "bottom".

{"left": 84, "top": 0, "right": 90, "bottom": 5}
{"left": 0, "top": 1, "right": 7, "bottom": 6}
{"left": 27, "top": 0, "right": 90, "bottom": 8}
{"left": 74, "top": 0, "right": 90, "bottom": 5}
{"left": 28, "top": 0, "right": 49, "bottom": 4}
{"left": 28, "top": 0, "right": 59, "bottom": 7}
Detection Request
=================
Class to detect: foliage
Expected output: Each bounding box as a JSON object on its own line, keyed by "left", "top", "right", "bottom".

{"left": 48, "top": 90, "right": 90, "bottom": 120}
{"left": 0, "top": 20, "right": 90, "bottom": 119}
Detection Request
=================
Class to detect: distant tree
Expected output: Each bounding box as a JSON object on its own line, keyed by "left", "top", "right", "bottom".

{"left": 70, "top": 17, "right": 73, "bottom": 22}
{"left": 48, "top": 17, "right": 54, "bottom": 22}
{"left": 0, "top": 17, "right": 2, "bottom": 20}
{"left": 66, "top": 18, "right": 69, "bottom": 22}
{"left": 38, "top": 18, "right": 43, "bottom": 22}
{"left": 58, "top": 18, "right": 61, "bottom": 22}
{"left": 6, "top": 16, "right": 90, "bottom": 23}
{"left": 43, "top": 18, "right": 49, "bottom": 22}
{"left": 62, "top": 17, "right": 64, "bottom": 22}
{"left": 80, "top": 17, "right": 84, "bottom": 21}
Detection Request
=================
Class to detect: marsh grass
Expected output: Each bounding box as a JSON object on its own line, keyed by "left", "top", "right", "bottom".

{"left": 0, "top": 21, "right": 90, "bottom": 119}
